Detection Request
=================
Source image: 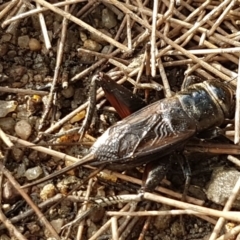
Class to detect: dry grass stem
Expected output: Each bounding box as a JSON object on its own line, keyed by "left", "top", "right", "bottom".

{"left": 144, "top": 192, "right": 240, "bottom": 223}
{"left": 235, "top": 56, "right": 240, "bottom": 144}
{"left": 36, "top": 3, "right": 51, "bottom": 50}
{"left": 33, "top": 0, "right": 129, "bottom": 51}
{"left": 1, "top": 0, "right": 240, "bottom": 238}
{"left": 2, "top": 0, "right": 86, "bottom": 25}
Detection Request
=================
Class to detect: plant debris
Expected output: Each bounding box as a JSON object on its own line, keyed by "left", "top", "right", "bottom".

{"left": 0, "top": 0, "right": 240, "bottom": 239}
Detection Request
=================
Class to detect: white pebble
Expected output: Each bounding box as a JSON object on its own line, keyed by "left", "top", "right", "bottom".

{"left": 0, "top": 100, "right": 17, "bottom": 117}
{"left": 24, "top": 166, "right": 43, "bottom": 180}
{"left": 40, "top": 184, "right": 56, "bottom": 200}
{"left": 15, "top": 120, "right": 32, "bottom": 140}
{"left": 102, "top": 8, "right": 117, "bottom": 29}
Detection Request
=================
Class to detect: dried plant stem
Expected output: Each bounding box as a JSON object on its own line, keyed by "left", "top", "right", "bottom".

{"left": 150, "top": 0, "right": 158, "bottom": 76}
{"left": 39, "top": 2, "right": 69, "bottom": 130}
{"left": 5, "top": 3, "right": 27, "bottom": 35}
{"left": 0, "top": 0, "right": 19, "bottom": 20}
{"left": 158, "top": 58, "right": 172, "bottom": 98}
{"left": 111, "top": 217, "right": 119, "bottom": 240}
{"left": 144, "top": 192, "right": 240, "bottom": 223}
{"left": 3, "top": 0, "right": 87, "bottom": 25}
{"left": 216, "top": 225, "right": 240, "bottom": 240}
{"left": 235, "top": 56, "right": 240, "bottom": 144}
{"left": 126, "top": 0, "right": 132, "bottom": 50}
{"left": 0, "top": 128, "right": 13, "bottom": 148}
{"left": 228, "top": 155, "right": 240, "bottom": 168}
{"left": 107, "top": 209, "right": 217, "bottom": 218}
{"left": 88, "top": 204, "right": 131, "bottom": 240}
{"left": 33, "top": 0, "right": 129, "bottom": 51}
{"left": 76, "top": 179, "right": 94, "bottom": 239}
{"left": 165, "top": 47, "right": 240, "bottom": 55}
{"left": 36, "top": 3, "right": 51, "bottom": 50}
{"left": 0, "top": 86, "right": 48, "bottom": 96}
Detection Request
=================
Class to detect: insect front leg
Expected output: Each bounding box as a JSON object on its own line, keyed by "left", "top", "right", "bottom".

{"left": 79, "top": 72, "right": 146, "bottom": 140}
{"left": 78, "top": 74, "right": 98, "bottom": 140}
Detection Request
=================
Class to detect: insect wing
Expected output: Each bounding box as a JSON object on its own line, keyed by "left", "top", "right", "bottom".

{"left": 99, "top": 73, "right": 146, "bottom": 118}
{"left": 91, "top": 98, "right": 197, "bottom": 167}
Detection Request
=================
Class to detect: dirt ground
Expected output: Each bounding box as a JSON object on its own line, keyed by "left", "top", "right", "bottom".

{"left": 0, "top": 0, "right": 240, "bottom": 239}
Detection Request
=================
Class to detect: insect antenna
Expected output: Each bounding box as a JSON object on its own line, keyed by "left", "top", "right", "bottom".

{"left": 21, "top": 153, "right": 97, "bottom": 188}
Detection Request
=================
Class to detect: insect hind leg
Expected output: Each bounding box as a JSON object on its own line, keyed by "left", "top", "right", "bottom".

{"left": 140, "top": 156, "right": 171, "bottom": 193}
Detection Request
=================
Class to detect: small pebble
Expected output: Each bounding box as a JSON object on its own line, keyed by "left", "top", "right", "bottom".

{"left": 3, "top": 180, "right": 20, "bottom": 201}
{"left": 50, "top": 219, "right": 64, "bottom": 233}
{"left": 206, "top": 167, "right": 240, "bottom": 208}
{"left": 0, "top": 100, "right": 17, "bottom": 117}
{"left": 80, "top": 31, "right": 88, "bottom": 42}
{"left": 83, "top": 39, "right": 102, "bottom": 52}
{"left": 1, "top": 33, "right": 12, "bottom": 42}
{"left": 40, "top": 183, "right": 56, "bottom": 200}
{"left": 154, "top": 205, "right": 172, "bottom": 230}
{"left": 90, "top": 207, "right": 105, "bottom": 223}
{"left": 170, "top": 221, "right": 183, "bottom": 237}
{"left": 0, "top": 43, "right": 8, "bottom": 56}
{"left": 0, "top": 117, "right": 15, "bottom": 132}
{"left": 16, "top": 163, "right": 27, "bottom": 178}
{"left": 27, "top": 222, "right": 41, "bottom": 234}
{"left": 61, "top": 85, "right": 74, "bottom": 98}
{"left": 18, "top": 35, "right": 30, "bottom": 48}
{"left": 102, "top": 8, "right": 117, "bottom": 29}
{"left": 29, "top": 38, "right": 42, "bottom": 51}
{"left": 70, "top": 110, "right": 86, "bottom": 123}
{"left": 24, "top": 166, "right": 43, "bottom": 180}
{"left": 9, "top": 65, "right": 26, "bottom": 81}
{"left": 15, "top": 120, "right": 32, "bottom": 140}
{"left": 11, "top": 147, "right": 24, "bottom": 162}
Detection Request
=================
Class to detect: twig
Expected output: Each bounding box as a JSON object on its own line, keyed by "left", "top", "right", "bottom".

{"left": 38, "top": 1, "right": 69, "bottom": 130}
{"left": 157, "top": 58, "right": 172, "bottom": 98}
{"left": 126, "top": 0, "right": 132, "bottom": 50}
{"left": 76, "top": 179, "right": 94, "bottom": 239}
{"left": 0, "top": 86, "right": 48, "bottom": 96}
{"left": 111, "top": 216, "right": 119, "bottom": 240}
{"left": 2, "top": 0, "right": 87, "bottom": 26}
{"left": 228, "top": 155, "right": 240, "bottom": 168}
{"left": 0, "top": 128, "right": 13, "bottom": 148}
{"left": 5, "top": 3, "right": 27, "bottom": 35}
{"left": 235, "top": 56, "right": 240, "bottom": 144}
{"left": 36, "top": 2, "right": 51, "bottom": 50}
{"left": 150, "top": 0, "right": 158, "bottom": 76}
{"left": 107, "top": 209, "right": 217, "bottom": 217}
{"left": 143, "top": 192, "right": 240, "bottom": 222}
{"left": 216, "top": 224, "right": 240, "bottom": 240}
{"left": 138, "top": 215, "right": 152, "bottom": 240}
{"left": 32, "top": 0, "right": 129, "bottom": 51}
{"left": 164, "top": 47, "right": 240, "bottom": 55}
{"left": 88, "top": 204, "right": 131, "bottom": 240}
{"left": 0, "top": 0, "right": 19, "bottom": 20}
